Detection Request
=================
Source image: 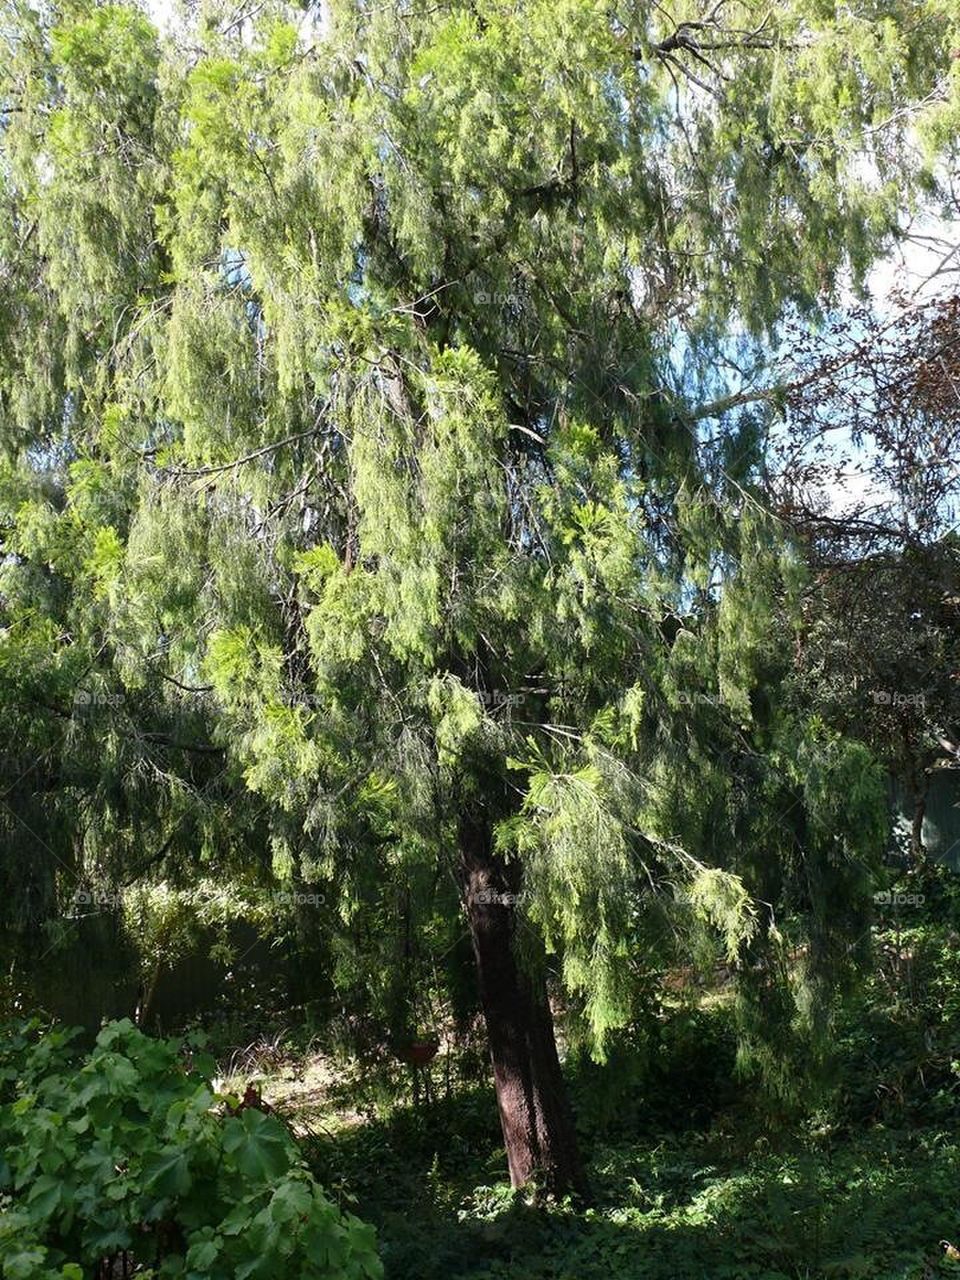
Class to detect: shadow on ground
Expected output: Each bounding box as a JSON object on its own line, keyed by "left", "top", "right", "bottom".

{"left": 301, "top": 1087, "right": 960, "bottom": 1280}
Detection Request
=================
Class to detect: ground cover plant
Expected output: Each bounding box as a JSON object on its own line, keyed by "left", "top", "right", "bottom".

{"left": 0, "top": 1019, "right": 382, "bottom": 1279}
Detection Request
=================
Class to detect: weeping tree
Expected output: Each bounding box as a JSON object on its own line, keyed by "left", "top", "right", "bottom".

{"left": 1, "top": 0, "right": 956, "bottom": 1193}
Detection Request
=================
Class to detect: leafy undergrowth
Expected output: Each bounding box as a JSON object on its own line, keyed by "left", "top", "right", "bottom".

{"left": 208, "top": 900, "right": 960, "bottom": 1280}
{"left": 228, "top": 1047, "right": 960, "bottom": 1280}
{"left": 0, "top": 1020, "right": 383, "bottom": 1280}
{"left": 208, "top": 930, "right": 960, "bottom": 1280}
{"left": 6, "top": 1013, "right": 960, "bottom": 1278}
{"left": 325, "top": 1118, "right": 960, "bottom": 1279}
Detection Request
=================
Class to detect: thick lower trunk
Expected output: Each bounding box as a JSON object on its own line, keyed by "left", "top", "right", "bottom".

{"left": 459, "top": 815, "right": 586, "bottom": 1199}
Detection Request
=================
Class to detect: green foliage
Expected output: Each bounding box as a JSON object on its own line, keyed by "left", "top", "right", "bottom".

{"left": 0, "top": 0, "right": 938, "bottom": 1144}
{"left": 0, "top": 1018, "right": 382, "bottom": 1279}
{"left": 297, "top": 1053, "right": 960, "bottom": 1280}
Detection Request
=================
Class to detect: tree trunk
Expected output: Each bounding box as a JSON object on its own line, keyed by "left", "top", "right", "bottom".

{"left": 459, "top": 813, "right": 587, "bottom": 1199}
{"left": 910, "top": 771, "right": 928, "bottom": 863}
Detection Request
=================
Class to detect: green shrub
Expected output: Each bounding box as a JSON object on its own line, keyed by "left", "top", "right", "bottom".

{"left": 0, "top": 1018, "right": 383, "bottom": 1279}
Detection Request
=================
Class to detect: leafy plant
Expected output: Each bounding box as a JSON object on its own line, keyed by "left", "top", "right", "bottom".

{"left": 0, "top": 1019, "right": 383, "bottom": 1279}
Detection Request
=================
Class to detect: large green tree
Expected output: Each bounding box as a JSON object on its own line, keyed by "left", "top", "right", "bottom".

{"left": 1, "top": 0, "right": 955, "bottom": 1193}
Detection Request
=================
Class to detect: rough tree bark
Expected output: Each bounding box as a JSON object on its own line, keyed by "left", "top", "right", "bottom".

{"left": 459, "top": 812, "right": 587, "bottom": 1199}
{"left": 910, "top": 771, "right": 929, "bottom": 863}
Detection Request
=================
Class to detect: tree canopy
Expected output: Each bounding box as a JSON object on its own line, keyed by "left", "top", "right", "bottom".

{"left": 2, "top": 0, "right": 959, "bottom": 1192}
